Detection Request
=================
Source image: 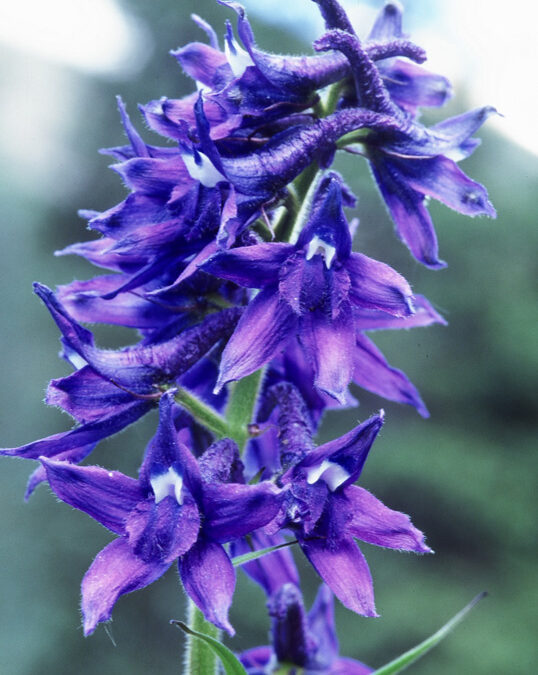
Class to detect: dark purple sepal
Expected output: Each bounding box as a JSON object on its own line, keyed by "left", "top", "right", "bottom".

{"left": 1, "top": 397, "right": 151, "bottom": 460}
{"left": 115, "top": 96, "right": 149, "bottom": 158}
{"left": 24, "top": 443, "right": 95, "bottom": 501}
{"left": 203, "top": 481, "right": 283, "bottom": 542}
{"left": 345, "top": 485, "right": 432, "bottom": 553}
{"left": 82, "top": 538, "right": 170, "bottom": 636}
{"left": 294, "top": 412, "right": 384, "bottom": 490}
{"left": 202, "top": 242, "right": 292, "bottom": 288}
{"left": 299, "top": 304, "right": 356, "bottom": 404}
{"left": 40, "top": 459, "right": 145, "bottom": 535}
{"left": 299, "top": 535, "right": 378, "bottom": 617}
{"left": 179, "top": 538, "right": 236, "bottom": 635}
{"left": 346, "top": 252, "right": 414, "bottom": 316}
{"left": 369, "top": 155, "right": 446, "bottom": 269}
{"left": 216, "top": 286, "right": 297, "bottom": 391}
{"left": 125, "top": 494, "right": 200, "bottom": 564}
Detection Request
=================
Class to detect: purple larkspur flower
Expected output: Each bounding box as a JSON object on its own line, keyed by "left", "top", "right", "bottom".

{"left": 240, "top": 583, "right": 372, "bottom": 674}
{"left": 314, "top": 27, "right": 496, "bottom": 268}
{"left": 39, "top": 393, "right": 282, "bottom": 635}
{"left": 0, "top": 285, "right": 239, "bottom": 487}
{"left": 262, "top": 406, "right": 431, "bottom": 617}
{"left": 202, "top": 171, "right": 416, "bottom": 402}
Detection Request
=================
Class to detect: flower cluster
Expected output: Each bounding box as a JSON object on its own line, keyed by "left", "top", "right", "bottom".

{"left": 2, "top": 0, "right": 494, "bottom": 667}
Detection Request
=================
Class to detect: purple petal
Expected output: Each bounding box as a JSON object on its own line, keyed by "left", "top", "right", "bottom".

{"left": 41, "top": 459, "right": 145, "bottom": 534}
{"left": 82, "top": 538, "right": 169, "bottom": 635}
{"left": 125, "top": 494, "right": 200, "bottom": 564}
{"left": 299, "top": 304, "right": 356, "bottom": 404}
{"left": 299, "top": 536, "right": 377, "bottom": 617}
{"left": 202, "top": 243, "right": 292, "bottom": 288}
{"left": 46, "top": 366, "right": 142, "bottom": 424}
{"left": 203, "top": 481, "right": 283, "bottom": 542}
{"left": 368, "top": 1, "right": 403, "bottom": 40}
{"left": 307, "top": 584, "right": 339, "bottom": 668}
{"left": 217, "top": 286, "right": 297, "bottom": 390}
{"left": 353, "top": 294, "right": 447, "bottom": 331}
{"left": 383, "top": 60, "right": 452, "bottom": 113}
{"left": 24, "top": 443, "right": 95, "bottom": 500}
{"left": 115, "top": 96, "right": 149, "bottom": 158}
{"left": 112, "top": 155, "right": 192, "bottom": 198}
{"left": 296, "top": 413, "right": 384, "bottom": 490}
{"left": 1, "top": 398, "right": 151, "bottom": 460}
{"left": 346, "top": 252, "right": 414, "bottom": 316}
{"left": 179, "top": 538, "right": 236, "bottom": 635}
{"left": 369, "top": 156, "right": 446, "bottom": 269}
{"left": 172, "top": 42, "right": 230, "bottom": 88}
{"left": 57, "top": 277, "right": 176, "bottom": 328}
{"left": 345, "top": 485, "right": 432, "bottom": 553}
{"left": 353, "top": 334, "right": 428, "bottom": 417}
{"left": 394, "top": 155, "right": 496, "bottom": 218}
{"left": 239, "top": 646, "right": 272, "bottom": 670}
{"left": 296, "top": 172, "right": 353, "bottom": 263}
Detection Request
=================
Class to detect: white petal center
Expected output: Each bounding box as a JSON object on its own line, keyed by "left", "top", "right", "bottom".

{"left": 181, "top": 151, "right": 226, "bottom": 188}
{"left": 151, "top": 466, "right": 184, "bottom": 505}
{"left": 305, "top": 235, "right": 336, "bottom": 268}
{"left": 306, "top": 459, "right": 350, "bottom": 492}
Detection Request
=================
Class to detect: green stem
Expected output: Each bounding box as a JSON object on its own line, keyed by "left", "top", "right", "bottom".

{"left": 288, "top": 166, "right": 324, "bottom": 245}
{"left": 174, "top": 387, "right": 229, "bottom": 439}
{"left": 184, "top": 601, "right": 222, "bottom": 675}
{"left": 225, "top": 368, "right": 265, "bottom": 451}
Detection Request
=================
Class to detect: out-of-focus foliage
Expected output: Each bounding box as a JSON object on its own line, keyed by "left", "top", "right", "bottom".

{"left": 0, "top": 1, "right": 535, "bottom": 673}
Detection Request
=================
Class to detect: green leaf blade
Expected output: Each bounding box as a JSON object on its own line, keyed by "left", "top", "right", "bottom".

{"left": 371, "top": 593, "right": 487, "bottom": 675}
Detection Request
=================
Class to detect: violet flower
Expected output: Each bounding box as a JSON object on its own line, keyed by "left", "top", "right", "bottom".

{"left": 266, "top": 408, "right": 431, "bottom": 617}
{"left": 40, "top": 393, "right": 282, "bottom": 635}
{"left": 202, "top": 171, "right": 415, "bottom": 402}
{"left": 314, "top": 27, "right": 496, "bottom": 268}
{"left": 240, "top": 583, "right": 372, "bottom": 674}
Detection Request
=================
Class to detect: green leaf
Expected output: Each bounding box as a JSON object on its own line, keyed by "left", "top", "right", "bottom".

{"left": 231, "top": 539, "right": 298, "bottom": 567}
{"left": 371, "top": 592, "right": 488, "bottom": 675}
{"left": 172, "top": 620, "right": 247, "bottom": 675}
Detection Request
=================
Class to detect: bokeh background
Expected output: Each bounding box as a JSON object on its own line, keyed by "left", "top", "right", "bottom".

{"left": 0, "top": 1, "right": 536, "bottom": 673}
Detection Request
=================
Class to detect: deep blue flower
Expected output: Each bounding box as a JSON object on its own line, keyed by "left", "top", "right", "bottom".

{"left": 0, "top": 285, "right": 239, "bottom": 485}
{"left": 240, "top": 583, "right": 372, "bottom": 674}
{"left": 202, "top": 172, "right": 416, "bottom": 402}
{"left": 39, "top": 393, "right": 282, "bottom": 635}
{"left": 264, "top": 409, "right": 431, "bottom": 617}
{"left": 314, "top": 27, "right": 496, "bottom": 268}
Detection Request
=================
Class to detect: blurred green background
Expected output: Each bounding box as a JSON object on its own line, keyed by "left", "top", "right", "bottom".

{"left": 0, "top": 1, "right": 536, "bottom": 673}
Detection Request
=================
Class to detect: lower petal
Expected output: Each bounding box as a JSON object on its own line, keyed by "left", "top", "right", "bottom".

{"left": 82, "top": 538, "right": 169, "bottom": 635}
{"left": 299, "top": 305, "right": 355, "bottom": 404}
{"left": 179, "top": 538, "right": 236, "bottom": 635}
{"left": 299, "top": 536, "right": 377, "bottom": 617}
{"left": 217, "top": 287, "right": 297, "bottom": 391}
